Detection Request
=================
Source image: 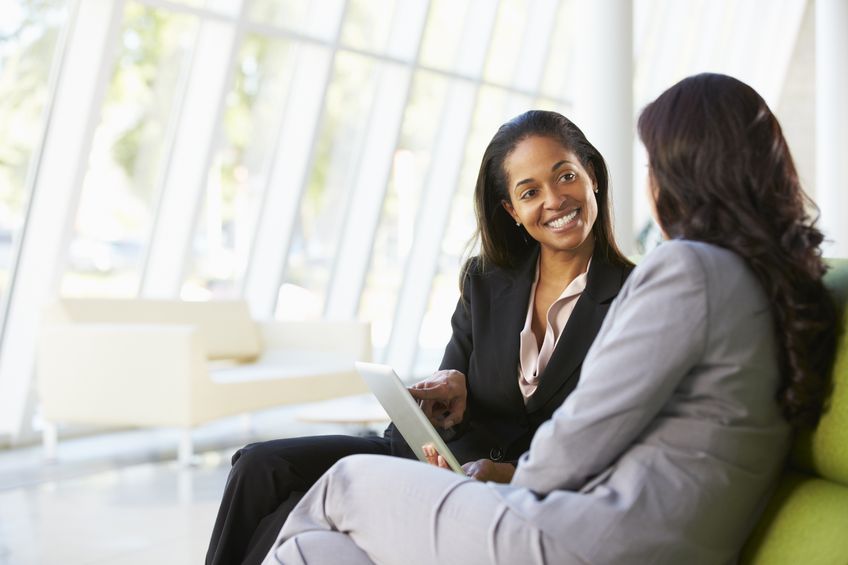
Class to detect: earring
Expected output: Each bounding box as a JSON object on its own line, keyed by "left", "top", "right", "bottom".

{"left": 593, "top": 188, "right": 599, "bottom": 193}
{"left": 516, "top": 221, "right": 521, "bottom": 226}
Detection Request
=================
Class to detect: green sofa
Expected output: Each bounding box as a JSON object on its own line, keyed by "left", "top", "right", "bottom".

{"left": 741, "top": 259, "right": 848, "bottom": 564}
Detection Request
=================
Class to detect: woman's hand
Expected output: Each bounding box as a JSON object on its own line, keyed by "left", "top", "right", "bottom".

{"left": 422, "top": 444, "right": 447, "bottom": 468}
{"left": 408, "top": 370, "right": 467, "bottom": 429}
{"left": 422, "top": 445, "right": 515, "bottom": 483}
{"left": 461, "top": 459, "right": 515, "bottom": 483}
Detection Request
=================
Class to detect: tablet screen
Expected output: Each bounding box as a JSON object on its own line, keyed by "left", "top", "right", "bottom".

{"left": 355, "top": 362, "right": 464, "bottom": 474}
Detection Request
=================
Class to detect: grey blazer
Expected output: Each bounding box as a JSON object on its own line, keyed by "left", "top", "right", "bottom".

{"left": 493, "top": 240, "right": 791, "bottom": 564}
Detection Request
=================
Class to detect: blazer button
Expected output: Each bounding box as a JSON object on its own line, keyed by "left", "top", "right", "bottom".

{"left": 490, "top": 447, "right": 504, "bottom": 461}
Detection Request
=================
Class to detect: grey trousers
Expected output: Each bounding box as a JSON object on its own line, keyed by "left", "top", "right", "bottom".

{"left": 261, "top": 454, "right": 573, "bottom": 565}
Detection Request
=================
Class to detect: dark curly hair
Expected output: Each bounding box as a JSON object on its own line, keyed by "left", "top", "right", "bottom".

{"left": 468, "top": 110, "right": 631, "bottom": 276}
{"left": 638, "top": 73, "right": 838, "bottom": 427}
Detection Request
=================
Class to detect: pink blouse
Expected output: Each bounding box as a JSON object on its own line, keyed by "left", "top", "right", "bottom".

{"left": 517, "top": 258, "right": 590, "bottom": 400}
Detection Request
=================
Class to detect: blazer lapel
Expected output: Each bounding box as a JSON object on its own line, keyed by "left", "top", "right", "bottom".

{"left": 524, "top": 253, "right": 625, "bottom": 414}
{"left": 491, "top": 247, "right": 539, "bottom": 412}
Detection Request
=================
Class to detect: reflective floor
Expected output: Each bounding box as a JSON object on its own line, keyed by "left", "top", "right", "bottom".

{"left": 0, "top": 396, "right": 386, "bottom": 565}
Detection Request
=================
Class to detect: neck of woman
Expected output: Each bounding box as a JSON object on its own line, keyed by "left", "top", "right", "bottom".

{"left": 538, "top": 239, "right": 594, "bottom": 290}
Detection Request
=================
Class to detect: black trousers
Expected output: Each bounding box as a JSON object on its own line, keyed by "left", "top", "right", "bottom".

{"left": 205, "top": 434, "right": 396, "bottom": 565}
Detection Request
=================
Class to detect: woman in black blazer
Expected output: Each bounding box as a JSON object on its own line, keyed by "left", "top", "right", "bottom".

{"left": 394, "top": 245, "right": 631, "bottom": 472}
{"left": 206, "top": 110, "right": 632, "bottom": 565}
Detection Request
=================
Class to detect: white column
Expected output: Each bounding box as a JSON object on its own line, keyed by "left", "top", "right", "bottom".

{"left": 512, "top": 0, "right": 557, "bottom": 93}
{"left": 322, "top": 64, "right": 412, "bottom": 320}
{"left": 383, "top": 82, "right": 477, "bottom": 378}
{"left": 572, "top": 0, "right": 634, "bottom": 254}
{"left": 816, "top": 0, "right": 848, "bottom": 258}
{"left": 382, "top": 0, "right": 499, "bottom": 378}
{"left": 241, "top": 44, "right": 335, "bottom": 317}
{"left": 141, "top": 13, "right": 243, "bottom": 297}
{"left": 242, "top": 0, "right": 349, "bottom": 318}
{"left": 323, "top": 1, "right": 430, "bottom": 321}
{"left": 0, "top": 0, "right": 126, "bottom": 436}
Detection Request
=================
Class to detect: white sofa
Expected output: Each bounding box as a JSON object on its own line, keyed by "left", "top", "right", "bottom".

{"left": 36, "top": 298, "right": 371, "bottom": 463}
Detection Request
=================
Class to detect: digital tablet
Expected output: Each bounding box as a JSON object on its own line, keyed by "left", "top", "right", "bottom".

{"left": 355, "top": 362, "right": 464, "bottom": 474}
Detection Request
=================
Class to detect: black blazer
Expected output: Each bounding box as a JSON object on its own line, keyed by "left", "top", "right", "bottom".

{"left": 389, "top": 246, "right": 632, "bottom": 465}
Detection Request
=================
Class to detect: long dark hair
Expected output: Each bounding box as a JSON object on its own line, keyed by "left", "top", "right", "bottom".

{"left": 638, "top": 73, "right": 838, "bottom": 427}
{"left": 467, "top": 110, "right": 631, "bottom": 278}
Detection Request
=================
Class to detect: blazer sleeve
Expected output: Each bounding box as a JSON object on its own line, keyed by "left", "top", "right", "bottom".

{"left": 511, "top": 242, "right": 709, "bottom": 494}
{"left": 438, "top": 259, "right": 476, "bottom": 375}
{"left": 385, "top": 259, "right": 477, "bottom": 453}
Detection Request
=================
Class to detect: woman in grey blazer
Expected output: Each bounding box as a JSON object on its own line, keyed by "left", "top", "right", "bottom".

{"left": 262, "top": 74, "right": 839, "bottom": 564}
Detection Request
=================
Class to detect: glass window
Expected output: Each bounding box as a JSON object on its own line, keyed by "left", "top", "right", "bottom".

{"left": 482, "top": 0, "right": 529, "bottom": 86}
{"left": 341, "top": 0, "right": 395, "bottom": 55}
{"left": 160, "top": 0, "right": 242, "bottom": 18}
{"left": 340, "top": 0, "right": 427, "bottom": 60}
{"left": 61, "top": 3, "right": 197, "bottom": 297}
{"left": 280, "top": 52, "right": 389, "bottom": 318}
{"left": 358, "top": 70, "right": 449, "bottom": 353}
{"left": 418, "top": 0, "right": 475, "bottom": 74}
{"left": 539, "top": 0, "right": 578, "bottom": 100}
{"left": 0, "top": 0, "right": 69, "bottom": 308}
{"left": 248, "top": 0, "right": 344, "bottom": 41}
{"left": 182, "top": 34, "right": 302, "bottom": 299}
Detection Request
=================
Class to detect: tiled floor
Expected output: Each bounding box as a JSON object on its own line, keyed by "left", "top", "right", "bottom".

{"left": 0, "top": 460, "right": 225, "bottom": 564}
{"left": 0, "top": 396, "right": 388, "bottom": 565}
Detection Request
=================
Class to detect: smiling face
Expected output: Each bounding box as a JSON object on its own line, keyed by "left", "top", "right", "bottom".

{"left": 501, "top": 135, "right": 598, "bottom": 260}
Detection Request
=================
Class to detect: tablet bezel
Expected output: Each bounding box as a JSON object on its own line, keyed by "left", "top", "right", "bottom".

{"left": 355, "top": 361, "right": 464, "bottom": 474}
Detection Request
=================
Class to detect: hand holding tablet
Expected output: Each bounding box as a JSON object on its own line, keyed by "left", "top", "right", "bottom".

{"left": 355, "top": 362, "right": 464, "bottom": 474}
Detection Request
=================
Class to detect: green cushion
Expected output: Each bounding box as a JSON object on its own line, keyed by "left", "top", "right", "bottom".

{"left": 742, "top": 260, "right": 848, "bottom": 563}
{"left": 741, "top": 471, "right": 848, "bottom": 565}
{"left": 790, "top": 259, "right": 848, "bottom": 485}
